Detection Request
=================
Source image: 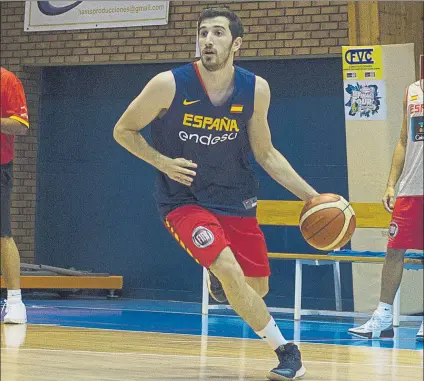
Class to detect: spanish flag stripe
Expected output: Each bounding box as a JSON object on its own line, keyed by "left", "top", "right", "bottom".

{"left": 230, "top": 104, "right": 243, "bottom": 113}
{"left": 164, "top": 219, "right": 198, "bottom": 263}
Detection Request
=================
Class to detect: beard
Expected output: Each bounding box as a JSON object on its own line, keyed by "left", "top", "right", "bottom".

{"left": 201, "top": 47, "right": 232, "bottom": 72}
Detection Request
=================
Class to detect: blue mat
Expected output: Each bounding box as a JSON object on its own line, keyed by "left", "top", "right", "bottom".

{"left": 329, "top": 250, "right": 424, "bottom": 259}
{"left": 329, "top": 250, "right": 423, "bottom": 269}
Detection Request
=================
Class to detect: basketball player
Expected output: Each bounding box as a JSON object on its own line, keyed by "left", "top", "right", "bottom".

{"left": 349, "top": 76, "right": 423, "bottom": 341}
{"left": 114, "top": 8, "right": 319, "bottom": 379}
{"left": 1, "top": 67, "right": 29, "bottom": 324}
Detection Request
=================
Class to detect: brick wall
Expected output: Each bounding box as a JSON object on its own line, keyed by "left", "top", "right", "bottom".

{"left": 0, "top": 0, "right": 348, "bottom": 263}
{"left": 379, "top": 1, "right": 424, "bottom": 80}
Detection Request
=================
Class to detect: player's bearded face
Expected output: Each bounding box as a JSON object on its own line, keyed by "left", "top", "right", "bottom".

{"left": 200, "top": 40, "right": 233, "bottom": 72}
{"left": 198, "top": 17, "right": 237, "bottom": 72}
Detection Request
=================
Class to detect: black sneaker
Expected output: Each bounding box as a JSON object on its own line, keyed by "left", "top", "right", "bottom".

{"left": 267, "top": 343, "right": 306, "bottom": 380}
{"left": 206, "top": 270, "right": 227, "bottom": 303}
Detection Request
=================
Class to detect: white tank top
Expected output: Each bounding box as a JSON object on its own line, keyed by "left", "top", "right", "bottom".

{"left": 398, "top": 80, "right": 423, "bottom": 197}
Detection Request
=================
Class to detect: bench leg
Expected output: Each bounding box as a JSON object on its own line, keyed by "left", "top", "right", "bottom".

{"left": 107, "top": 289, "right": 119, "bottom": 299}
{"left": 294, "top": 259, "right": 302, "bottom": 321}
{"left": 333, "top": 261, "right": 342, "bottom": 311}
{"left": 393, "top": 285, "right": 401, "bottom": 327}
{"left": 201, "top": 267, "right": 209, "bottom": 315}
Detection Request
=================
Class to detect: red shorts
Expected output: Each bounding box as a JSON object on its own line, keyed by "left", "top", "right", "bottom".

{"left": 387, "top": 196, "right": 423, "bottom": 250}
{"left": 165, "top": 205, "right": 270, "bottom": 277}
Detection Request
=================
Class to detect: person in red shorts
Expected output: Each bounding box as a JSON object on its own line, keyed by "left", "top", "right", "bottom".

{"left": 1, "top": 67, "right": 29, "bottom": 324}
{"left": 114, "top": 7, "right": 320, "bottom": 380}
{"left": 349, "top": 76, "right": 423, "bottom": 341}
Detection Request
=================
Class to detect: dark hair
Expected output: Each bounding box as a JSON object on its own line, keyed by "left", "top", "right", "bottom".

{"left": 198, "top": 8, "right": 244, "bottom": 40}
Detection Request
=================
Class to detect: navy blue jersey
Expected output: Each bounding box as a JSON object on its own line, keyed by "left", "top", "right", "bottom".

{"left": 150, "top": 62, "right": 258, "bottom": 219}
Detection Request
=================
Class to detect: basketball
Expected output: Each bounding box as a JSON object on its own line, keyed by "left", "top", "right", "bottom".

{"left": 299, "top": 193, "right": 356, "bottom": 251}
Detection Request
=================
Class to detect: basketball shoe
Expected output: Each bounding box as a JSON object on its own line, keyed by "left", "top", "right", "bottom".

{"left": 348, "top": 310, "right": 394, "bottom": 339}
{"left": 417, "top": 322, "right": 423, "bottom": 342}
{"left": 2, "top": 323, "right": 27, "bottom": 348}
{"left": 267, "top": 343, "right": 306, "bottom": 380}
{"left": 206, "top": 270, "right": 227, "bottom": 303}
{"left": 2, "top": 301, "right": 27, "bottom": 324}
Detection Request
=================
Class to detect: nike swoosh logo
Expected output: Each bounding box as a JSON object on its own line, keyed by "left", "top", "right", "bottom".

{"left": 37, "top": 1, "right": 82, "bottom": 16}
{"left": 183, "top": 99, "right": 201, "bottom": 106}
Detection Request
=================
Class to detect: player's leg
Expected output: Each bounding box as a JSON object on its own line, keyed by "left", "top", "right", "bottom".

{"left": 206, "top": 216, "right": 270, "bottom": 303}
{"left": 210, "top": 248, "right": 305, "bottom": 380}
{"left": 215, "top": 214, "right": 305, "bottom": 380}
{"left": 166, "top": 206, "right": 305, "bottom": 379}
{"left": 1, "top": 162, "right": 26, "bottom": 324}
{"left": 245, "top": 276, "right": 269, "bottom": 298}
{"left": 379, "top": 248, "right": 407, "bottom": 304}
{"left": 348, "top": 247, "right": 405, "bottom": 339}
{"left": 349, "top": 196, "right": 423, "bottom": 339}
{"left": 165, "top": 205, "right": 232, "bottom": 304}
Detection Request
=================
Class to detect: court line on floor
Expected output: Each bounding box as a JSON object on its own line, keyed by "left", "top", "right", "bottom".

{"left": 2, "top": 347, "right": 422, "bottom": 369}
{"left": 24, "top": 304, "right": 424, "bottom": 329}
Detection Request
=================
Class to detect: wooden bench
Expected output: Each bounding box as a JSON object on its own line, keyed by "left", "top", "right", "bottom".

{"left": 201, "top": 200, "right": 423, "bottom": 325}
{"left": 0, "top": 275, "right": 123, "bottom": 297}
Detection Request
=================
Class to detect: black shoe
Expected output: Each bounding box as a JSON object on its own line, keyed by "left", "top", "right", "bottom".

{"left": 267, "top": 343, "right": 306, "bottom": 380}
{"left": 206, "top": 270, "right": 227, "bottom": 303}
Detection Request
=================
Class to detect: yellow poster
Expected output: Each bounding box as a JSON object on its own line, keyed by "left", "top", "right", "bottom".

{"left": 342, "top": 46, "right": 383, "bottom": 80}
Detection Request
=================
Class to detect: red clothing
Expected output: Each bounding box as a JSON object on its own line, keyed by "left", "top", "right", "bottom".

{"left": 165, "top": 205, "right": 271, "bottom": 277}
{"left": 1, "top": 67, "right": 29, "bottom": 164}
{"left": 388, "top": 196, "right": 424, "bottom": 250}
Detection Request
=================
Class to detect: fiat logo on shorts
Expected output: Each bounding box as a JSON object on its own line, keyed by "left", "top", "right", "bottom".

{"left": 388, "top": 222, "right": 399, "bottom": 238}
{"left": 192, "top": 226, "right": 214, "bottom": 248}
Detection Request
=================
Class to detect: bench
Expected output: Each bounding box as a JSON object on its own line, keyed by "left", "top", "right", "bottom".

{"left": 0, "top": 275, "right": 123, "bottom": 298}
{"left": 201, "top": 200, "right": 424, "bottom": 325}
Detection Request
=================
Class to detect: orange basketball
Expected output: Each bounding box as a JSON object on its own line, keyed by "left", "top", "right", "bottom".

{"left": 299, "top": 193, "right": 356, "bottom": 251}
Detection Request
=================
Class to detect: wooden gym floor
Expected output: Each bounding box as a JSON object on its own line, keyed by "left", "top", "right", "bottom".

{"left": 1, "top": 299, "right": 423, "bottom": 381}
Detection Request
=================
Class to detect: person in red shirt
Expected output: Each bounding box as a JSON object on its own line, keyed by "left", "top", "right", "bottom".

{"left": 1, "top": 67, "right": 29, "bottom": 324}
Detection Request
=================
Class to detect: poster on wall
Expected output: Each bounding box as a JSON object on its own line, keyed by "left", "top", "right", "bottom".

{"left": 342, "top": 45, "right": 386, "bottom": 120}
{"left": 24, "top": 1, "right": 169, "bottom": 32}
{"left": 342, "top": 45, "right": 383, "bottom": 81}
{"left": 344, "top": 80, "right": 387, "bottom": 121}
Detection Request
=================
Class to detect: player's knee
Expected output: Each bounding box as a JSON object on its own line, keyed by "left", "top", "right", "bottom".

{"left": 214, "top": 262, "right": 244, "bottom": 286}
{"left": 249, "top": 280, "right": 269, "bottom": 298}
{"left": 259, "top": 283, "right": 269, "bottom": 298}
{"left": 211, "top": 248, "right": 245, "bottom": 286}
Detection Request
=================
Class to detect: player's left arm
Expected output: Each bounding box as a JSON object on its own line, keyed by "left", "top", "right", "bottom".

{"left": 248, "top": 75, "right": 319, "bottom": 201}
{"left": 1, "top": 75, "right": 29, "bottom": 135}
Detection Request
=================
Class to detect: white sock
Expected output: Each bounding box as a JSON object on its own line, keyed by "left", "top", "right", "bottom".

{"left": 377, "top": 302, "right": 392, "bottom": 316}
{"left": 7, "top": 290, "right": 22, "bottom": 304}
{"left": 255, "top": 317, "right": 287, "bottom": 350}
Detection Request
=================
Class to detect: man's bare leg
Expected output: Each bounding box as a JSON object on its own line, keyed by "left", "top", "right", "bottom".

{"left": 1, "top": 236, "right": 21, "bottom": 290}
{"left": 1, "top": 236, "right": 26, "bottom": 324}
{"left": 210, "top": 247, "right": 306, "bottom": 380}
{"left": 380, "top": 248, "right": 406, "bottom": 304}
{"left": 348, "top": 248, "right": 407, "bottom": 339}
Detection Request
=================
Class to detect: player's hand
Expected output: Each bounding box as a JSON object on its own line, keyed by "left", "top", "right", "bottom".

{"left": 160, "top": 158, "right": 197, "bottom": 186}
{"left": 382, "top": 186, "right": 395, "bottom": 213}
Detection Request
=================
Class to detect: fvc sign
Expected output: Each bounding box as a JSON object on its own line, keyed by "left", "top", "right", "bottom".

{"left": 342, "top": 46, "right": 383, "bottom": 81}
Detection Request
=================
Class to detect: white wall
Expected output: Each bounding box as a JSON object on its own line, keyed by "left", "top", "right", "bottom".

{"left": 346, "top": 43, "right": 423, "bottom": 314}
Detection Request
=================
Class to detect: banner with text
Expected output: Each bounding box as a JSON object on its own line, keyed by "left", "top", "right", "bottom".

{"left": 342, "top": 45, "right": 383, "bottom": 81}
{"left": 24, "top": 1, "right": 169, "bottom": 32}
{"left": 342, "top": 46, "right": 386, "bottom": 120}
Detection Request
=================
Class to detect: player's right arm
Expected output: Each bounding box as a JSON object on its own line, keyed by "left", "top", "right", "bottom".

{"left": 382, "top": 89, "right": 408, "bottom": 213}
{"left": 113, "top": 71, "right": 197, "bottom": 186}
